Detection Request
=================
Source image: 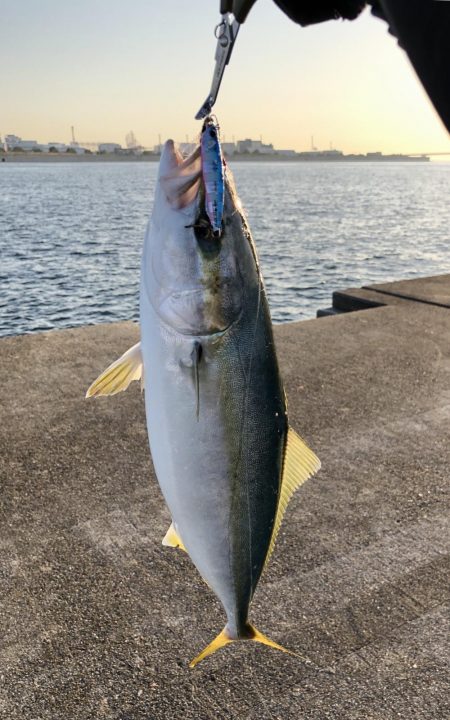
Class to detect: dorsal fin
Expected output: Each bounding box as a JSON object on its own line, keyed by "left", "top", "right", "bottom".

{"left": 85, "top": 342, "right": 143, "bottom": 397}
{"left": 265, "top": 427, "right": 321, "bottom": 568}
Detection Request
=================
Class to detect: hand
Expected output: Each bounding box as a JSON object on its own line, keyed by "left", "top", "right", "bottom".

{"left": 221, "top": 1, "right": 365, "bottom": 25}
{"left": 272, "top": 1, "right": 366, "bottom": 26}
{"left": 219, "top": 0, "right": 258, "bottom": 23}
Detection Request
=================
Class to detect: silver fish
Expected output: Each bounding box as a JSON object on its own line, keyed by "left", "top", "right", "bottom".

{"left": 86, "top": 139, "right": 320, "bottom": 667}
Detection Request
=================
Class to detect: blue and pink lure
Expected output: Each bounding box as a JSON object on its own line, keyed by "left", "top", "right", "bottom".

{"left": 200, "top": 117, "right": 225, "bottom": 237}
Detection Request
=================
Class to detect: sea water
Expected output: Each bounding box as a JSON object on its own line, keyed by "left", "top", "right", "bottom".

{"left": 0, "top": 161, "right": 449, "bottom": 337}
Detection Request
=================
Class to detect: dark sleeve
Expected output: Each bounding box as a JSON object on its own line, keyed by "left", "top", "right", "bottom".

{"left": 376, "top": 0, "right": 450, "bottom": 133}
{"left": 272, "top": 1, "right": 366, "bottom": 25}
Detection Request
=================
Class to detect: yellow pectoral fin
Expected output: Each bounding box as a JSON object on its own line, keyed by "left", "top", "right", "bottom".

{"left": 85, "top": 342, "right": 143, "bottom": 397}
{"left": 162, "top": 522, "right": 186, "bottom": 552}
{"left": 265, "top": 427, "right": 321, "bottom": 568}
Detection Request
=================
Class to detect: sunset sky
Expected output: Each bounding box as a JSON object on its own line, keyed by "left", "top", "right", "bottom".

{"left": 2, "top": 0, "right": 449, "bottom": 154}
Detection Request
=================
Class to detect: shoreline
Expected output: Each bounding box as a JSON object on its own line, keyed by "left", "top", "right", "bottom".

{"left": 1, "top": 152, "right": 432, "bottom": 163}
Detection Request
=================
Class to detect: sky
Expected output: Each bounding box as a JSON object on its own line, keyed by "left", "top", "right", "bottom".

{"left": 1, "top": 0, "right": 449, "bottom": 154}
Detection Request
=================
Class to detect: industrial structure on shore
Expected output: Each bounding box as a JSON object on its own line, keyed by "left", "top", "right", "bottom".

{"left": 1, "top": 131, "right": 431, "bottom": 162}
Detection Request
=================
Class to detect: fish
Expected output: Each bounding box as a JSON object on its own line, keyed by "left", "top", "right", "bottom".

{"left": 86, "top": 137, "right": 321, "bottom": 668}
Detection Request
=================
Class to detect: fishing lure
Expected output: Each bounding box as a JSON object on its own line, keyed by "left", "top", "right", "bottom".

{"left": 200, "top": 116, "right": 225, "bottom": 237}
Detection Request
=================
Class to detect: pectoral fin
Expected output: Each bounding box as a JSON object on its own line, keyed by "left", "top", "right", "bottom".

{"left": 162, "top": 522, "right": 186, "bottom": 552}
{"left": 85, "top": 342, "right": 143, "bottom": 397}
{"left": 264, "top": 427, "right": 321, "bottom": 568}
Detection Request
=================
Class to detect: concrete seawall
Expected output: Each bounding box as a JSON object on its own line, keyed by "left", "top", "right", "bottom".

{"left": 1, "top": 276, "right": 449, "bottom": 719}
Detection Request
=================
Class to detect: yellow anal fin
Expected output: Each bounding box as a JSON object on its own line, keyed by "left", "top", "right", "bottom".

{"left": 265, "top": 426, "right": 321, "bottom": 568}
{"left": 162, "top": 522, "right": 186, "bottom": 552}
{"left": 189, "top": 624, "right": 315, "bottom": 669}
{"left": 86, "top": 342, "right": 143, "bottom": 398}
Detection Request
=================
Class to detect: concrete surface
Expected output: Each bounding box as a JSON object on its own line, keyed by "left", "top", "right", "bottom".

{"left": 318, "top": 274, "right": 450, "bottom": 317}
{"left": 1, "top": 302, "right": 449, "bottom": 719}
{"left": 364, "top": 274, "right": 450, "bottom": 308}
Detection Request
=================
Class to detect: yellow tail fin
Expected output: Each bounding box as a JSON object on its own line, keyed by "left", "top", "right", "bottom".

{"left": 189, "top": 624, "right": 310, "bottom": 669}
{"left": 189, "top": 628, "right": 232, "bottom": 668}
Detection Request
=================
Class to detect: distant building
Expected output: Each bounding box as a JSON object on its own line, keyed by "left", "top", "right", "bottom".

{"left": 98, "top": 143, "right": 122, "bottom": 153}
{"left": 276, "top": 149, "right": 297, "bottom": 156}
{"left": 178, "top": 142, "right": 197, "bottom": 156}
{"left": 221, "top": 142, "right": 236, "bottom": 156}
{"left": 125, "top": 131, "right": 138, "bottom": 149}
{"left": 237, "top": 139, "right": 274, "bottom": 154}
{"left": 5, "top": 134, "right": 40, "bottom": 150}
{"left": 297, "top": 149, "right": 344, "bottom": 159}
{"left": 47, "top": 143, "right": 69, "bottom": 152}
{"left": 18, "top": 140, "right": 39, "bottom": 150}
{"left": 5, "top": 134, "right": 21, "bottom": 149}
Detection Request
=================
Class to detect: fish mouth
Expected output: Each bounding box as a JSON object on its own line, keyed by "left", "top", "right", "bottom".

{"left": 159, "top": 139, "right": 230, "bottom": 238}
{"left": 159, "top": 140, "right": 202, "bottom": 210}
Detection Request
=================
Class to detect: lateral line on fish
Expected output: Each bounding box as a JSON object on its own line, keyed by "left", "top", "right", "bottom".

{"left": 242, "top": 279, "right": 262, "bottom": 597}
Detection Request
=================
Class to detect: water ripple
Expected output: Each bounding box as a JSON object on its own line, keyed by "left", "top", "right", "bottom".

{"left": 1, "top": 161, "right": 449, "bottom": 337}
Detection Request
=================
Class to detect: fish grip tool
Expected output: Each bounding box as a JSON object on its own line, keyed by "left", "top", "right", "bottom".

{"left": 195, "top": 0, "right": 257, "bottom": 120}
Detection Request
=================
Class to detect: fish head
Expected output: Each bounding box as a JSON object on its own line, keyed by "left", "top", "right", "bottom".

{"left": 142, "top": 140, "right": 258, "bottom": 338}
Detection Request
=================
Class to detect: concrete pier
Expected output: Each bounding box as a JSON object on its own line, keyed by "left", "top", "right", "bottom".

{"left": 318, "top": 272, "right": 450, "bottom": 316}
{"left": 1, "top": 277, "right": 449, "bottom": 719}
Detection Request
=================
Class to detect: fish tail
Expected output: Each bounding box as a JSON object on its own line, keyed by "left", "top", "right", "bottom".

{"left": 189, "top": 623, "right": 317, "bottom": 669}
{"left": 246, "top": 623, "right": 297, "bottom": 656}
{"left": 189, "top": 627, "right": 232, "bottom": 668}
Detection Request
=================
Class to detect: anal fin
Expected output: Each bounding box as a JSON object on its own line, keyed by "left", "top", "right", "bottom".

{"left": 162, "top": 522, "right": 186, "bottom": 552}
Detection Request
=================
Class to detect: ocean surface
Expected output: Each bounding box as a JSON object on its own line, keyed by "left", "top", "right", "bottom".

{"left": 1, "top": 161, "right": 449, "bottom": 337}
